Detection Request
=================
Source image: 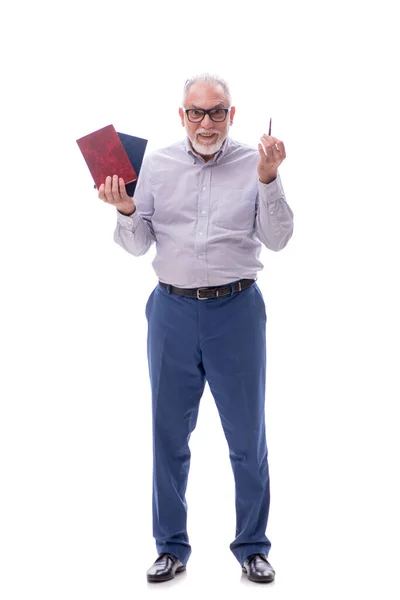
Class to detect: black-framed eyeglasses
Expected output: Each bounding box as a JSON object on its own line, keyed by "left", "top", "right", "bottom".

{"left": 183, "top": 107, "right": 231, "bottom": 123}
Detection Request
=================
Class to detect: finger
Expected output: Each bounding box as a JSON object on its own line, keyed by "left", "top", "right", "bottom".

{"left": 118, "top": 178, "right": 129, "bottom": 201}
{"left": 111, "top": 175, "right": 121, "bottom": 203}
{"left": 258, "top": 143, "right": 266, "bottom": 159}
{"left": 277, "top": 140, "right": 286, "bottom": 158}
{"left": 270, "top": 136, "right": 286, "bottom": 157}
{"left": 259, "top": 141, "right": 274, "bottom": 163}
{"left": 260, "top": 138, "right": 275, "bottom": 161}
{"left": 261, "top": 134, "right": 276, "bottom": 153}
{"left": 264, "top": 145, "right": 279, "bottom": 163}
{"left": 266, "top": 137, "right": 284, "bottom": 160}
{"left": 104, "top": 175, "right": 113, "bottom": 202}
{"left": 271, "top": 136, "right": 282, "bottom": 149}
{"left": 98, "top": 183, "right": 107, "bottom": 201}
{"left": 270, "top": 140, "right": 285, "bottom": 160}
{"left": 260, "top": 138, "right": 282, "bottom": 166}
{"left": 263, "top": 134, "right": 282, "bottom": 153}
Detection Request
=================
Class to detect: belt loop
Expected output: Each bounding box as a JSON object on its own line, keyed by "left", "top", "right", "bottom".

{"left": 230, "top": 283, "right": 235, "bottom": 296}
{"left": 167, "top": 284, "right": 172, "bottom": 294}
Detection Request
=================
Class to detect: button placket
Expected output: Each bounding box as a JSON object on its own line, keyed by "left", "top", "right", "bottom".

{"left": 194, "top": 168, "right": 211, "bottom": 284}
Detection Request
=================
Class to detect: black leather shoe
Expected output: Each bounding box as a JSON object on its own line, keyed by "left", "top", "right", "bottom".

{"left": 242, "top": 553, "right": 275, "bottom": 583}
{"left": 146, "top": 553, "right": 186, "bottom": 583}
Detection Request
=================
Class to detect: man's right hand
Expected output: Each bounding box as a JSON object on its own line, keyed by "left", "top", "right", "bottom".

{"left": 98, "top": 175, "right": 136, "bottom": 216}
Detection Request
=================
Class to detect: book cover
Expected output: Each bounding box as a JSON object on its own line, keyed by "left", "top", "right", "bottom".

{"left": 76, "top": 124, "right": 137, "bottom": 190}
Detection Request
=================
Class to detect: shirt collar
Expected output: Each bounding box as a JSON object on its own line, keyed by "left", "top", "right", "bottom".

{"left": 184, "top": 136, "right": 231, "bottom": 164}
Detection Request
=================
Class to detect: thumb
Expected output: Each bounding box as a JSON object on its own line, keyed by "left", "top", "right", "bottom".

{"left": 257, "top": 143, "right": 265, "bottom": 159}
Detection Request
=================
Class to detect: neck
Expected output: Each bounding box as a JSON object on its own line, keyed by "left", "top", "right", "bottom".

{"left": 198, "top": 152, "right": 215, "bottom": 162}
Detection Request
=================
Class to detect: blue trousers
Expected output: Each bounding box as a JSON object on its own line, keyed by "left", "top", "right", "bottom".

{"left": 145, "top": 280, "right": 271, "bottom": 567}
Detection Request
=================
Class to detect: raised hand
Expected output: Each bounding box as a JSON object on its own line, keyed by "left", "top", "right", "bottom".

{"left": 257, "top": 134, "right": 286, "bottom": 184}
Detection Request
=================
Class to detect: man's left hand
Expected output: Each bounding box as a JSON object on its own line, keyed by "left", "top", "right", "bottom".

{"left": 257, "top": 134, "right": 286, "bottom": 184}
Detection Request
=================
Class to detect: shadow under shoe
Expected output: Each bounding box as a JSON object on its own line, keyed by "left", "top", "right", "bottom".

{"left": 242, "top": 553, "right": 275, "bottom": 583}
{"left": 147, "top": 553, "right": 186, "bottom": 583}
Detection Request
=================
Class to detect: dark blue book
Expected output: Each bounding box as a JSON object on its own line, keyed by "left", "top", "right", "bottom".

{"left": 117, "top": 132, "right": 148, "bottom": 197}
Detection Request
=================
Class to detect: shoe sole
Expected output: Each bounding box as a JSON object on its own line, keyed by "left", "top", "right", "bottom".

{"left": 242, "top": 566, "right": 275, "bottom": 583}
{"left": 147, "top": 565, "right": 186, "bottom": 583}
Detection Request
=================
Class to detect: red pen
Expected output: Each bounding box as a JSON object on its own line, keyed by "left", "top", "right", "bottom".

{"left": 268, "top": 118, "right": 272, "bottom": 136}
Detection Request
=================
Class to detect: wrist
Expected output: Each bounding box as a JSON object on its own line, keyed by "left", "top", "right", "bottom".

{"left": 259, "top": 174, "right": 277, "bottom": 185}
{"left": 118, "top": 204, "right": 136, "bottom": 216}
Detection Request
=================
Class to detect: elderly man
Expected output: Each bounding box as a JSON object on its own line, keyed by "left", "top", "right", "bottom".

{"left": 99, "top": 73, "right": 294, "bottom": 584}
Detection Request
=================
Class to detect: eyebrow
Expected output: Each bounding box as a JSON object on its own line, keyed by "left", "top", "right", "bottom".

{"left": 187, "top": 103, "right": 227, "bottom": 109}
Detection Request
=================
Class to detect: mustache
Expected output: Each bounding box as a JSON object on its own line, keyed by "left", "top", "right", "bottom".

{"left": 195, "top": 128, "right": 220, "bottom": 136}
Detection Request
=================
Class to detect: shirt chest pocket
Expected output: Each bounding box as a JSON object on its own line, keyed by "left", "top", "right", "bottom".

{"left": 214, "top": 188, "right": 257, "bottom": 230}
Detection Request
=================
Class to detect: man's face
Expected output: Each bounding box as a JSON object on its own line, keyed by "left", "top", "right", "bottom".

{"left": 179, "top": 83, "right": 235, "bottom": 159}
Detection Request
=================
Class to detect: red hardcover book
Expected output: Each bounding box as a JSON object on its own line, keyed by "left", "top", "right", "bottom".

{"left": 76, "top": 124, "right": 137, "bottom": 189}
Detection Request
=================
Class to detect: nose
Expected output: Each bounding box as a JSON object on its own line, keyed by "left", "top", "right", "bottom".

{"left": 201, "top": 113, "right": 214, "bottom": 128}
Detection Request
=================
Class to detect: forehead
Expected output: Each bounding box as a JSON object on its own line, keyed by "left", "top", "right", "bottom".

{"left": 185, "top": 82, "right": 229, "bottom": 107}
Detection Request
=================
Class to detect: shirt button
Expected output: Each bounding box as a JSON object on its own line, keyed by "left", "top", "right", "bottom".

{"left": 201, "top": 210, "right": 206, "bottom": 215}
{"left": 199, "top": 232, "right": 204, "bottom": 236}
{"left": 270, "top": 210, "right": 275, "bottom": 215}
{"left": 202, "top": 186, "right": 206, "bottom": 191}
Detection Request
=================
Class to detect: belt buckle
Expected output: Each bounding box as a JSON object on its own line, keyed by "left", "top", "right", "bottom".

{"left": 197, "top": 287, "right": 210, "bottom": 300}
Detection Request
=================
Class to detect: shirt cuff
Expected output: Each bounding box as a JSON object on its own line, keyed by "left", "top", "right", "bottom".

{"left": 117, "top": 208, "right": 139, "bottom": 230}
{"left": 258, "top": 175, "right": 285, "bottom": 204}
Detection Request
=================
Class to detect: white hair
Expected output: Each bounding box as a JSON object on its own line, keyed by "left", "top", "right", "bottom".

{"left": 182, "top": 73, "right": 232, "bottom": 105}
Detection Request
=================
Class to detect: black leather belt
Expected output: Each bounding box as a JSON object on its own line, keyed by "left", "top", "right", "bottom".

{"left": 159, "top": 278, "right": 255, "bottom": 300}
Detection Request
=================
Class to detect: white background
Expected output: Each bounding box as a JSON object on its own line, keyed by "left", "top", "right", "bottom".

{"left": 1, "top": 0, "right": 399, "bottom": 598}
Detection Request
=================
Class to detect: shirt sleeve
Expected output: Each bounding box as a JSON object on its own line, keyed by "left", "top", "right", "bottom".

{"left": 255, "top": 172, "right": 294, "bottom": 251}
{"left": 113, "top": 157, "right": 156, "bottom": 256}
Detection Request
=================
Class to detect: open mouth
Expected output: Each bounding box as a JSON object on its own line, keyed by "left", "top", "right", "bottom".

{"left": 197, "top": 133, "right": 218, "bottom": 143}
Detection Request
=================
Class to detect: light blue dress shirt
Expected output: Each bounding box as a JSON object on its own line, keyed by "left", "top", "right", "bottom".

{"left": 114, "top": 136, "right": 294, "bottom": 288}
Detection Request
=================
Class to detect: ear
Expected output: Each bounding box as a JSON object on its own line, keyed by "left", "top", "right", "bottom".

{"left": 179, "top": 107, "right": 185, "bottom": 127}
{"left": 229, "top": 106, "right": 236, "bottom": 125}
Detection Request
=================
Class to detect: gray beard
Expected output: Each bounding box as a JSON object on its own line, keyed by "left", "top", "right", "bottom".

{"left": 190, "top": 133, "right": 224, "bottom": 155}
{"left": 187, "top": 125, "right": 229, "bottom": 156}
